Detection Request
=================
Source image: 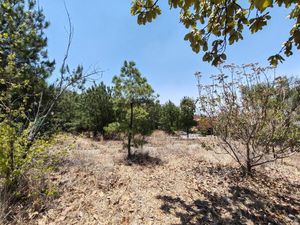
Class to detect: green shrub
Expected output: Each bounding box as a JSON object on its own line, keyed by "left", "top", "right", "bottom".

{"left": 0, "top": 121, "right": 50, "bottom": 187}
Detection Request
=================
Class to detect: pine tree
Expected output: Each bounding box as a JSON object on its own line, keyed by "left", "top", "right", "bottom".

{"left": 0, "top": 0, "right": 54, "bottom": 186}
{"left": 112, "top": 61, "right": 156, "bottom": 158}
{"left": 160, "top": 100, "right": 180, "bottom": 134}
{"left": 0, "top": 0, "right": 55, "bottom": 123}
{"left": 179, "top": 97, "right": 196, "bottom": 138}
{"left": 81, "top": 82, "right": 115, "bottom": 137}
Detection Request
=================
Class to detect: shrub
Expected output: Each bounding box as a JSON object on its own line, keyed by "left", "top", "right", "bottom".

{"left": 199, "top": 64, "right": 300, "bottom": 175}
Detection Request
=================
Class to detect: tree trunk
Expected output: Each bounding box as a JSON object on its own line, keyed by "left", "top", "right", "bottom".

{"left": 93, "top": 130, "right": 97, "bottom": 139}
{"left": 127, "top": 102, "right": 134, "bottom": 159}
{"left": 6, "top": 139, "right": 14, "bottom": 183}
{"left": 272, "top": 146, "right": 276, "bottom": 159}
{"left": 246, "top": 145, "right": 252, "bottom": 176}
{"left": 186, "top": 128, "right": 189, "bottom": 139}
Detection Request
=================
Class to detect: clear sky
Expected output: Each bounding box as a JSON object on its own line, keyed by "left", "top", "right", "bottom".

{"left": 39, "top": 0, "right": 300, "bottom": 105}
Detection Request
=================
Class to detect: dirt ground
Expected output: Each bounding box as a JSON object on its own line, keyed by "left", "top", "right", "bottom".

{"left": 28, "top": 131, "right": 300, "bottom": 225}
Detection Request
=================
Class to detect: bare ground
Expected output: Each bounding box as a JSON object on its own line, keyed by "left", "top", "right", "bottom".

{"left": 24, "top": 132, "right": 300, "bottom": 224}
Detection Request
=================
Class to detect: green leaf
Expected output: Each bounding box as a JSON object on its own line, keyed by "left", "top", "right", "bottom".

{"left": 253, "top": 0, "right": 273, "bottom": 12}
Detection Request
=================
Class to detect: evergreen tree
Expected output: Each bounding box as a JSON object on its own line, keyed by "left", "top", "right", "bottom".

{"left": 81, "top": 82, "right": 114, "bottom": 137}
{"left": 160, "top": 100, "right": 180, "bottom": 134}
{"left": 145, "top": 100, "right": 161, "bottom": 131}
{"left": 53, "top": 91, "right": 81, "bottom": 132}
{"left": 179, "top": 97, "right": 196, "bottom": 138}
{"left": 0, "top": 0, "right": 55, "bottom": 123}
{"left": 0, "top": 0, "right": 54, "bottom": 186}
{"left": 112, "top": 61, "right": 156, "bottom": 158}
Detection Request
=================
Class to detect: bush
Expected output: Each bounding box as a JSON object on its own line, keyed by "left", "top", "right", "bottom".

{"left": 0, "top": 123, "right": 65, "bottom": 222}
{"left": 0, "top": 122, "right": 48, "bottom": 186}
{"left": 199, "top": 64, "right": 300, "bottom": 175}
{"left": 104, "top": 122, "right": 122, "bottom": 140}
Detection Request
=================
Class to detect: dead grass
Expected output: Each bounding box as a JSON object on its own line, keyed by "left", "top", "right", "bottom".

{"left": 4, "top": 132, "right": 300, "bottom": 224}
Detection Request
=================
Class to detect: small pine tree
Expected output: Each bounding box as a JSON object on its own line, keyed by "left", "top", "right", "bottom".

{"left": 111, "top": 61, "right": 157, "bottom": 158}
{"left": 179, "top": 97, "right": 197, "bottom": 138}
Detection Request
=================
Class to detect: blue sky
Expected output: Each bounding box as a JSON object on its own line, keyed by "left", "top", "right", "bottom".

{"left": 39, "top": 0, "right": 300, "bottom": 104}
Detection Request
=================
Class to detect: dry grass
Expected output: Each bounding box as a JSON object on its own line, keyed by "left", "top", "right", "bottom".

{"left": 3, "top": 132, "right": 300, "bottom": 224}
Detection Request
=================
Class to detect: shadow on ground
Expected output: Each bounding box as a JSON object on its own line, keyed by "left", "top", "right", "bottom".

{"left": 157, "top": 166, "right": 300, "bottom": 225}
{"left": 126, "top": 152, "right": 164, "bottom": 167}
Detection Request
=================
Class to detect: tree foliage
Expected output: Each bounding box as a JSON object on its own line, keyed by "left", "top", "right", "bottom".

{"left": 53, "top": 91, "right": 81, "bottom": 131}
{"left": 0, "top": 121, "right": 50, "bottom": 186}
{"left": 0, "top": 0, "right": 87, "bottom": 191}
{"left": 179, "top": 97, "right": 196, "bottom": 138}
{"left": 131, "top": 0, "right": 300, "bottom": 66}
{"left": 81, "top": 83, "right": 114, "bottom": 136}
{"left": 160, "top": 100, "right": 180, "bottom": 134}
{"left": 111, "top": 61, "right": 157, "bottom": 158}
{"left": 0, "top": 0, "right": 55, "bottom": 123}
{"left": 145, "top": 100, "right": 162, "bottom": 131}
{"left": 199, "top": 63, "right": 300, "bottom": 175}
{"left": 54, "top": 82, "right": 115, "bottom": 137}
{"left": 0, "top": 0, "right": 55, "bottom": 186}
